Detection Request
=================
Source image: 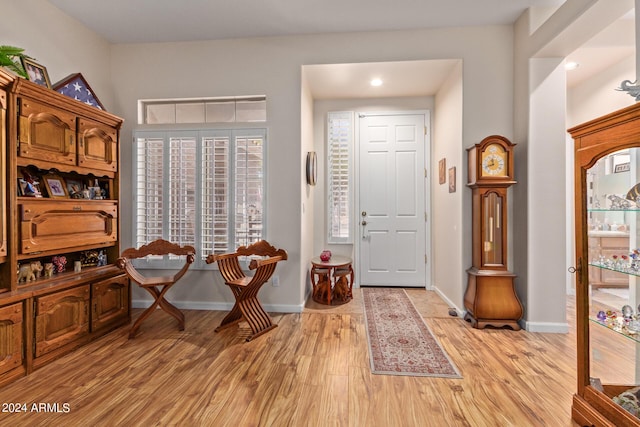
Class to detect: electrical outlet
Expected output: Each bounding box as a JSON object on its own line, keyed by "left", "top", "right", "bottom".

{"left": 272, "top": 276, "right": 280, "bottom": 286}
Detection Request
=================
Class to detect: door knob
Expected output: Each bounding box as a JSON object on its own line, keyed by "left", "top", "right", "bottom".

{"left": 362, "top": 220, "right": 367, "bottom": 226}
{"left": 362, "top": 211, "right": 367, "bottom": 217}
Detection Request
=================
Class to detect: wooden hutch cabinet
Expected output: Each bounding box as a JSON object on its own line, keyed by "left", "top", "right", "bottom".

{"left": 570, "top": 102, "right": 640, "bottom": 426}
{"left": 0, "top": 68, "right": 129, "bottom": 387}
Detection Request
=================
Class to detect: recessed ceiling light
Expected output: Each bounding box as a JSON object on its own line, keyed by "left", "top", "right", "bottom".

{"left": 565, "top": 62, "right": 580, "bottom": 71}
{"left": 370, "top": 78, "right": 383, "bottom": 87}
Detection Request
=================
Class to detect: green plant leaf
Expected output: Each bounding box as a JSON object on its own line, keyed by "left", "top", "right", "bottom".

{"left": 0, "top": 45, "right": 33, "bottom": 78}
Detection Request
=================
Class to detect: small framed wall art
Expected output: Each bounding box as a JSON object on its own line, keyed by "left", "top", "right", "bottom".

{"left": 53, "top": 73, "right": 105, "bottom": 110}
{"left": 439, "top": 158, "right": 446, "bottom": 184}
{"left": 20, "top": 57, "right": 51, "bottom": 88}
{"left": 448, "top": 167, "right": 456, "bottom": 193}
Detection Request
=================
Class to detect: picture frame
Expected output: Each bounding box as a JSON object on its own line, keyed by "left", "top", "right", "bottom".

{"left": 66, "top": 178, "right": 85, "bottom": 199}
{"left": 42, "top": 174, "right": 68, "bottom": 198}
{"left": 52, "top": 73, "right": 105, "bottom": 110}
{"left": 18, "top": 168, "right": 43, "bottom": 197}
{"left": 20, "top": 57, "right": 52, "bottom": 88}
{"left": 448, "top": 167, "right": 456, "bottom": 193}
{"left": 439, "top": 158, "right": 446, "bottom": 185}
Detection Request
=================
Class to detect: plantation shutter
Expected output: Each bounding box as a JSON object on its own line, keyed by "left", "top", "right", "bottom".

{"left": 234, "top": 131, "right": 265, "bottom": 249}
{"left": 168, "top": 136, "right": 197, "bottom": 253}
{"left": 133, "top": 129, "right": 266, "bottom": 267}
{"left": 201, "top": 133, "right": 230, "bottom": 255}
{"left": 327, "top": 111, "right": 353, "bottom": 244}
{"left": 134, "top": 135, "right": 164, "bottom": 250}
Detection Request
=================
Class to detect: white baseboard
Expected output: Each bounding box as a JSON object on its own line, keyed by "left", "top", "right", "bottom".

{"left": 131, "top": 299, "right": 305, "bottom": 313}
{"left": 432, "top": 286, "right": 464, "bottom": 317}
{"left": 523, "top": 321, "right": 569, "bottom": 333}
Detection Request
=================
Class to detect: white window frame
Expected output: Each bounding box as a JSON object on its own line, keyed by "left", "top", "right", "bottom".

{"left": 327, "top": 111, "right": 354, "bottom": 244}
{"left": 132, "top": 128, "right": 267, "bottom": 268}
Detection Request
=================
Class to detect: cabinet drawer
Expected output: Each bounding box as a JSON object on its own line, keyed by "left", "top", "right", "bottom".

{"left": 0, "top": 303, "right": 23, "bottom": 375}
{"left": 18, "top": 97, "right": 76, "bottom": 166}
{"left": 35, "top": 286, "right": 90, "bottom": 357}
{"left": 20, "top": 200, "right": 117, "bottom": 254}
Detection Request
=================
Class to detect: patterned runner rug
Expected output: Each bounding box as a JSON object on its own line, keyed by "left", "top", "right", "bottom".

{"left": 363, "top": 287, "right": 461, "bottom": 378}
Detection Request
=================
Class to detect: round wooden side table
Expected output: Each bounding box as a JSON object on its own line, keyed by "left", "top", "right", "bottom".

{"left": 310, "top": 255, "right": 354, "bottom": 305}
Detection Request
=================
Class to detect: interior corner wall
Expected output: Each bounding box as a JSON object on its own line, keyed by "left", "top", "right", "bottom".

{"left": 567, "top": 56, "right": 635, "bottom": 127}
{"left": 527, "top": 57, "right": 569, "bottom": 332}
{"left": 300, "top": 70, "right": 315, "bottom": 301}
{"left": 0, "top": 0, "right": 113, "bottom": 108}
{"left": 433, "top": 61, "right": 465, "bottom": 310}
{"left": 9, "top": 8, "right": 518, "bottom": 315}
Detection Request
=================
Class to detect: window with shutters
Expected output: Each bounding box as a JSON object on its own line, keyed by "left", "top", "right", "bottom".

{"left": 133, "top": 129, "right": 266, "bottom": 267}
{"left": 327, "top": 111, "right": 353, "bottom": 244}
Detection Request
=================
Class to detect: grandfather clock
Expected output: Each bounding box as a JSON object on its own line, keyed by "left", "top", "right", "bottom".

{"left": 464, "top": 135, "right": 523, "bottom": 330}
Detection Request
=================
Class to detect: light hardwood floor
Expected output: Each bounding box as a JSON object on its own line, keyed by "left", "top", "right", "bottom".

{"left": 0, "top": 288, "right": 580, "bottom": 426}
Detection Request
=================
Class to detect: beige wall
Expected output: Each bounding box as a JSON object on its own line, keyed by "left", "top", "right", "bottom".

{"left": 0, "top": 0, "right": 113, "bottom": 109}
{"left": 433, "top": 61, "right": 464, "bottom": 310}
{"left": 300, "top": 70, "right": 315, "bottom": 299}
{"left": 7, "top": 1, "right": 627, "bottom": 329}
{"left": 567, "top": 55, "right": 635, "bottom": 128}
{"left": 110, "top": 27, "right": 514, "bottom": 312}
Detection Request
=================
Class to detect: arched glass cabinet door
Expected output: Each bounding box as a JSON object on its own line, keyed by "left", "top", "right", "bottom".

{"left": 583, "top": 146, "right": 640, "bottom": 419}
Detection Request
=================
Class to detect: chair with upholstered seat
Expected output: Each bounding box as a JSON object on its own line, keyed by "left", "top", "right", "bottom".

{"left": 206, "top": 240, "right": 287, "bottom": 341}
{"left": 116, "top": 239, "right": 195, "bottom": 339}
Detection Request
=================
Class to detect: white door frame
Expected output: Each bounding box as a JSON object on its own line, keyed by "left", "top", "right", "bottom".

{"left": 354, "top": 110, "right": 432, "bottom": 289}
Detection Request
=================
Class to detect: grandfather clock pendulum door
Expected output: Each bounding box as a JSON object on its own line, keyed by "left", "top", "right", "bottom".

{"left": 464, "top": 135, "right": 523, "bottom": 330}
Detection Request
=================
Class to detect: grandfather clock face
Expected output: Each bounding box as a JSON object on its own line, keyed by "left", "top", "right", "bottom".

{"left": 480, "top": 143, "right": 508, "bottom": 177}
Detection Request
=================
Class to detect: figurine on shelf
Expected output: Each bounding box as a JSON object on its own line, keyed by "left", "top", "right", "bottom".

{"left": 97, "top": 250, "right": 107, "bottom": 266}
{"left": 52, "top": 255, "right": 67, "bottom": 273}
{"left": 608, "top": 194, "right": 633, "bottom": 210}
{"left": 100, "top": 182, "right": 109, "bottom": 199}
{"left": 68, "top": 183, "right": 83, "bottom": 199}
{"left": 17, "top": 261, "right": 43, "bottom": 282}
{"left": 81, "top": 250, "right": 99, "bottom": 267}
{"left": 43, "top": 263, "right": 54, "bottom": 278}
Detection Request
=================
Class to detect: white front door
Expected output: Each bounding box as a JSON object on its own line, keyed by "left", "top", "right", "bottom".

{"left": 358, "top": 112, "right": 428, "bottom": 287}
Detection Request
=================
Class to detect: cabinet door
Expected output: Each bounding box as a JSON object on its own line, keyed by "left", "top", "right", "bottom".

{"left": 582, "top": 146, "right": 640, "bottom": 423}
{"left": 78, "top": 118, "right": 117, "bottom": 173}
{"left": 35, "top": 286, "right": 90, "bottom": 357}
{"left": 0, "top": 89, "right": 6, "bottom": 258}
{"left": 20, "top": 200, "right": 118, "bottom": 254}
{"left": 0, "top": 303, "right": 23, "bottom": 375}
{"left": 92, "top": 275, "right": 129, "bottom": 332}
{"left": 17, "top": 97, "right": 76, "bottom": 166}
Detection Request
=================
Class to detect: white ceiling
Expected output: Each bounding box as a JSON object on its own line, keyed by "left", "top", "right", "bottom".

{"left": 303, "top": 60, "right": 460, "bottom": 100}
{"left": 47, "top": 0, "right": 634, "bottom": 98}
{"left": 49, "top": 0, "right": 565, "bottom": 44}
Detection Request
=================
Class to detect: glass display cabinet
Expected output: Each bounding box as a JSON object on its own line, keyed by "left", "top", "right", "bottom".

{"left": 570, "top": 103, "right": 640, "bottom": 426}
